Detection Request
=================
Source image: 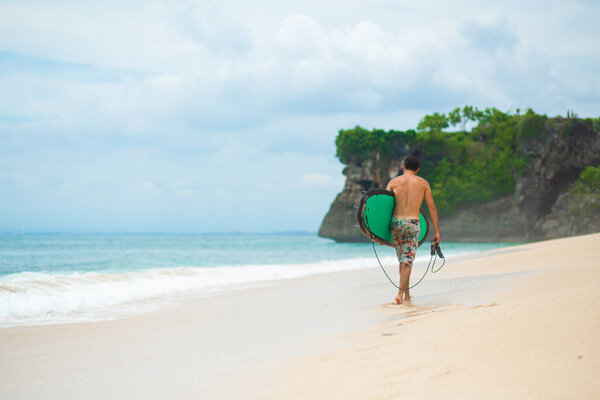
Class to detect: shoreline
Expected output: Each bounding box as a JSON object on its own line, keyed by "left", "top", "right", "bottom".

{"left": 1, "top": 233, "right": 598, "bottom": 399}
{"left": 0, "top": 241, "right": 517, "bottom": 329}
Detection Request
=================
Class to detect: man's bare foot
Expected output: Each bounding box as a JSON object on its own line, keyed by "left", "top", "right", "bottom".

{"left": 395, "top": 293, "right": 403, "bottom": 304}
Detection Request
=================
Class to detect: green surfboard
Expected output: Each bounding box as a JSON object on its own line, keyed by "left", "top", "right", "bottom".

{"left": 357, "top": 189, "right": 429, "bottom": 247}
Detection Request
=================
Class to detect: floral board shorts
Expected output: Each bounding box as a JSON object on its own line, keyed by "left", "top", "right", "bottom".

{"left": 390, "top": 217, "right": 420, "bottom": 266}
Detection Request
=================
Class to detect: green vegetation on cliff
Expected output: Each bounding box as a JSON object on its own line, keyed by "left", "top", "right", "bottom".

{"left": 569, "top": 165, "right": 600, "bottom": 221}
{"left": 335, "top": 107, "right": 596, "bottom": 215}
{"left": 571, "top": 165, "right": 600, "bottom": 194}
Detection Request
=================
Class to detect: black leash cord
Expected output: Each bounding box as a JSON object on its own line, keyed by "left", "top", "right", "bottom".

{"left": 431, "top": 254, "right": 446, "bottom": 273}
{"left": 371, "top": 240, "right": 442, "bottom": 291}
{"left": 364, "top": 214, "right": 445, "bottom": 290}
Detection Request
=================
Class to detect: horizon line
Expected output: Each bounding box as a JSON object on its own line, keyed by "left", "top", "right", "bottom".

{"left": 0, "top": 230, "right": 318, "bottom": 236}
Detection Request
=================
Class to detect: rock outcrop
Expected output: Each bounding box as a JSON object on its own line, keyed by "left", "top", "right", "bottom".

{"left": 319, "top": 118, "right": 600, "bottom": 242}
{"left": 318, "top": 153, "right": 407, "bottom": 242}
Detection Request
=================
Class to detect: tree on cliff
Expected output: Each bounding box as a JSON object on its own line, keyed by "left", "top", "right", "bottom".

{"left": 417, "top": 112, "right": 449, "bottom": 132}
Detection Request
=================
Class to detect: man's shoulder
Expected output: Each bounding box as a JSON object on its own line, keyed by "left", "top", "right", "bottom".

{"left": 415, "top": 176, "right": 429, "bottom": 191}
{"left": 387, "top": 175, "right": 403, "bottom": 186}
{"left": 417, "top": 176, "right": 429, "bottom": 184}
{"left": 389, "top": 175, "right": 429, "bottom": 185}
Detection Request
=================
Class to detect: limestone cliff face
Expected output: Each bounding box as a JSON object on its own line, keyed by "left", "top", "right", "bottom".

{"left": 319, "top": 118, "right": 600, "bottom": 242}
{"left": 515, "top": 118, "right": 600, "bottom": 239}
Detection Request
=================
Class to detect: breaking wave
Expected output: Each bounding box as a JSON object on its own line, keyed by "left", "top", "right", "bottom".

{"left": 0, "top": 256, "right": 395, "bottom": 327}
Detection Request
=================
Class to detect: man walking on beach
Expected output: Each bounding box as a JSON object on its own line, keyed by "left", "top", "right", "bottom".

{"left": 386, "top": 156, "right": 440, "bottom": 304}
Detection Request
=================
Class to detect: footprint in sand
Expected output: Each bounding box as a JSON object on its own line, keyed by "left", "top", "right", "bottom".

{"left": 471, "top": 303, "right": 498, "bottom": 308}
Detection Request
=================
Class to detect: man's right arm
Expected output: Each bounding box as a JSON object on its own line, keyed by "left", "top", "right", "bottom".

{"left": 424, "top": 181, "right": 441, "bottom": 243}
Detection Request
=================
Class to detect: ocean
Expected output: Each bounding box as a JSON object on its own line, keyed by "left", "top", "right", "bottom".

{"left": 0, "top": 233, "right": 517, "bottom": 328}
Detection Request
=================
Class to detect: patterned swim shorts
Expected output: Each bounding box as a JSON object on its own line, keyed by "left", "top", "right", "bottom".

{"left": 390, "top": 217, "right": 420, "bottom": 265}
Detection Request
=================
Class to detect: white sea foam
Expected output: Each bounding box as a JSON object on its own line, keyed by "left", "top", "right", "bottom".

{"left": 0, "top": 256, "right": 397, "bottom": 327}
{"left": 0, "top": 243, "right": 498, "bottom": 328}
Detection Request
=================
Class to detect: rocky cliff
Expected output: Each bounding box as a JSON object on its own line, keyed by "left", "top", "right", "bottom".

{"left": 319, "top": 118, "right": 600, "bottom": 242}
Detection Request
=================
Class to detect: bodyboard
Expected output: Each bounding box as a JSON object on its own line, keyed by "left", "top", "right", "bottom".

{"left": 357, "top": 189, "right": 429, "bottom": 247}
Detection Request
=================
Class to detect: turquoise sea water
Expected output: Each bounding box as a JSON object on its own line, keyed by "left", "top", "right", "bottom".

{"left": 0, "top": 234, "right": 518, "bottom": 327}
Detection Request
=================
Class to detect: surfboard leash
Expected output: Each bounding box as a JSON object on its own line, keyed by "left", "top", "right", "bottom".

{"left": 370, "top": 240, "right": 445, "bottom": 291}
{"left": 364, "top": 214, "right": 445, "bottom": 290}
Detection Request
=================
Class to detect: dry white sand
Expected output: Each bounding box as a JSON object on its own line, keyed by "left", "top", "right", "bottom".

{"left": 1, "top": 233, "right": 599, "bottom": 399}
{"left": 240, "top": 233, "right": 600, "bottom": 400}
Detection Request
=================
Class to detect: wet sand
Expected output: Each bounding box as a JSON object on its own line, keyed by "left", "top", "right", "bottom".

{"left": 1, "top": 233, "right": 599, "bottom": 399}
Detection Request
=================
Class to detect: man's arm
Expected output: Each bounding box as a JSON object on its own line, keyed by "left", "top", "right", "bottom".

{"left": 423, "top": 181, "right": 441, "bottom": 243}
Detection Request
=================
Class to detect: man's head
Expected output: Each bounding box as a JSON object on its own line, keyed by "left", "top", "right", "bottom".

{"left": 403, "top": 156, "right": 420, "bottom": 173}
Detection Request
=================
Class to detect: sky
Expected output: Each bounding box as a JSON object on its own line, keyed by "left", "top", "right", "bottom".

{"left": 1, "top": 0, "right": 599, "bottom": 233}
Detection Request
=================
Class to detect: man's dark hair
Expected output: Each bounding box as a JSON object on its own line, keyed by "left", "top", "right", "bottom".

{"left": 404, "top": 156, "right": 420, "bottom": 171}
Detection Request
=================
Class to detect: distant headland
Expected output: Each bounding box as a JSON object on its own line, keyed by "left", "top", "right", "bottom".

{"left": 319, "top": 107, "right": 600, "bottom": 242}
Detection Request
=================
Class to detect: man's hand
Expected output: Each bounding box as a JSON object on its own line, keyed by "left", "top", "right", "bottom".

{"left": 433, "top": 232, "right": 441, "bottom": 244}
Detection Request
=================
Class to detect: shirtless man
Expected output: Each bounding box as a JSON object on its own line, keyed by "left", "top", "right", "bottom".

{"left": 386, "top": 156, "right": 440, "bottom": 304}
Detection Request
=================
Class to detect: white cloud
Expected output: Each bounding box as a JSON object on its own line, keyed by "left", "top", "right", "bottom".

{"left": 3, "top": 0, "right": 598, "bottom": 138}
{"left": 167, "top": 0, "right": 251, "bottom": 55}
{"left": 459, "top": 13, "right": 519, "bottom": 52}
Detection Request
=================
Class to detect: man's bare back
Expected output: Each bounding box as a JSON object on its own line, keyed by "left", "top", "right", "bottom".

{"left": 386, "top": 174, "right": 428, "bottom": 220}
{"left": 386, "top": 169, "right": 440, "bottom": 241}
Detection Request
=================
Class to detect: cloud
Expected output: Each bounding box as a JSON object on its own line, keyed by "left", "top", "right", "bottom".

{"left": 3, "top": 2, "right": 595, "bottom": 140}
{"left": 167, "top": 0, "right": 251, "bottom": 55}
{"left": 459, "top": 14, "right": 519, "bottom": 52}
{"left": 1, "top": 11, "right": 454, "bottom": 139}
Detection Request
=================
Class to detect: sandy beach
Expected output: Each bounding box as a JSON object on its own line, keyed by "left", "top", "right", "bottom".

{"left": 2, "top": 233, "right": 599, "bottom": 399}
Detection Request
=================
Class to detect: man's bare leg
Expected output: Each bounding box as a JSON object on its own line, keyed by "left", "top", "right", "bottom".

{"left": 395, "top": 262, "right": 403, "bottom": 304}
{"left": 395, "top": 262, "right": 412, "bottom": 304}
{"left": 400, "top": 262, "right": 412, "bottom": 302}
